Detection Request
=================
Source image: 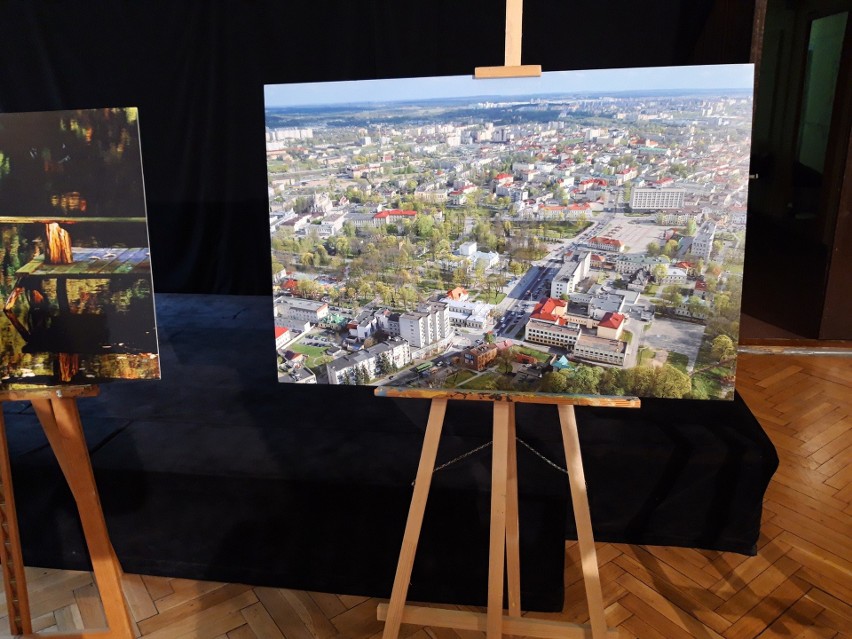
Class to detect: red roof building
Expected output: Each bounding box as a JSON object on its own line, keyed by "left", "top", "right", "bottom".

{"left": 274, "top": 326, "right": 291, "bottom": 349}
{"left": 373, "top": 209, "right": 417, "bottom": 220}
{"left": 597, "top": 312, "right": 625, "bottom": 340}
{"left": 598, "top": 312, "right": 625, "bottom": 330}
{"left": 493, "top": 173, "right": 514, "bottom": 187}
{"left": 531, "top": 297, "right": 569, "bottom": 324}
{"left": 587, "top": 236, "right": 625, "bottom": 252}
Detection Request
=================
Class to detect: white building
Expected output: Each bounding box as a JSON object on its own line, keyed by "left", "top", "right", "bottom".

{"left": 573, "top": 334, "right": 628, "bottom": 367}
{"left": 656, "top": 210, "right": 704, "bottom": 226}
{"left": 317, "top": 214, "right": 345, "bottom": 237}
{"left": 630, "top": 188, "right": 686, "bottom": 210}
{"left": 551, "top": 251, "right": 591, "bottom": 298}
{"left": 271, "top": 127, "right": 313, "bottom": 140}
{"left": 691, "top": 220, "right": 717, "bottom": 260}
{"left": 275, "top": 298, "right": 329, "bottom": 323}
{"left": 399, "top": 302, "right": 450, "bottom": 348}
{"left": 586, "top": 237, "right": 625, "bottom": 253}
{"left": 277, "top": 317, "right": 311, "bottom": 334}
{"left": 274, "top": 327, "right": 291, "bottom": 350}
{"left": 525, "top": 319, "right": 581, "bottom": 348}
{"left": 326, "top": 338, "right": 412, "bottom": 385}
{"left": 615, "top": 254, "right": 671, "bottom": 276}
{"left": 441, "top": 298, "right": 494, "bottom": 330}
{"left": 473, "top": 251, "right": 500, "bottom": 269}
{"left": 660, "top": 267, "right": 688, "bottom": 286}
{"left": 457, "top": 241, "right": 477, "bottom": 257}
{"left": 348, "top": 311, "right": 379, "bottom": 341}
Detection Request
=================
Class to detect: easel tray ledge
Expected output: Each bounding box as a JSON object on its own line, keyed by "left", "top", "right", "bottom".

{"left": 374, "top": 386, "right": 640, "bottom": 408}
{"left": 0, "top": 385, "right": 98, "bottom": 401}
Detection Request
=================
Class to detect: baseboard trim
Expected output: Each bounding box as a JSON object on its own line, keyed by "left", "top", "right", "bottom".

{"left": 738, "top": 339, "right": 852, "bottom": 356}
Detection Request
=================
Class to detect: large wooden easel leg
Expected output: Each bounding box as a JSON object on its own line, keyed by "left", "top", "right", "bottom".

{"left": 0, "top": 409, "right": 34, "bottom": 635}
{"left": 30, "top": 397, "right": 134, "bottom": 638}
{"left": 487, "top": 402, "right": 510, "bottom": 638}
{"left": 504, "top": 402, "right": 521, "bottom": 618}
{"left": 381, "top": 398, "right": 448, "bottom": 639}
{"left": 558, "top": 404, "right": 607, "bottom": 639}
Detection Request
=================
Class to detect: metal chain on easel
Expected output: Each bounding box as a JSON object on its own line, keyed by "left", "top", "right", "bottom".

{"left": 417, "top": 436, "right": 568, "bottom": 485}
{"left": 413, "top": 440, "right": 492, "bottom": 485}
{"left": 516, "top": 437, "right": 568, "bottom": 475}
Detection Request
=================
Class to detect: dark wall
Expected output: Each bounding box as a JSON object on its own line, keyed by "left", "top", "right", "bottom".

{"left": 0, "top": 0, "right": 754, "bottom": 294}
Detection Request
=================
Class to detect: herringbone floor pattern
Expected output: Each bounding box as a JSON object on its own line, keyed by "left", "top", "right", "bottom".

{"left": 1, "top": 353, "right": 850, "bottom": 638}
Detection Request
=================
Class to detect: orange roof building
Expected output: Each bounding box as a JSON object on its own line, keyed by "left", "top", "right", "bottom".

{"left": 446, "top": 286, "right": 469, "bottom": 302}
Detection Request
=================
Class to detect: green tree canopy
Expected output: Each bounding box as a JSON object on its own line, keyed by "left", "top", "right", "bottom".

{"left": 540, "top": 371, "right": 567, "bottom": 393}
{"left": 711, "top": 335, "right": 736, "bottom": 362}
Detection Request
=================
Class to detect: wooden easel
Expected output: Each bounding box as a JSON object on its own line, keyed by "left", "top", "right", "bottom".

{"left": 0, "top": 385, "right": 134, "bottom": 639}
{"left": 377, "top": 2, "right": 641, "bottom": 636}
{"left": 376, "top": 388, "right": 639, "bottom": 639}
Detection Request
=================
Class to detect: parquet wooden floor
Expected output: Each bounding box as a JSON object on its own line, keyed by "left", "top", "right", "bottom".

{"left": 0, "top": 353, "right": 850, "bottom": 638}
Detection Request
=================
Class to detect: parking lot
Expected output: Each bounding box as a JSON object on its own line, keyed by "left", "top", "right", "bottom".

{"left": 640, "top": 316, "right": 706, "bottom": 371}
{"left": 597, "top": 213, "right": 666, "bottom": 253}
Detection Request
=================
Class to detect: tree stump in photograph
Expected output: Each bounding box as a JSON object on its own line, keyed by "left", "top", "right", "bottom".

{"left": 58, "top": 353, "right": 80, "bottom": 382}
{"left": 45, "top": 222, "right": 73, "bottom": 264}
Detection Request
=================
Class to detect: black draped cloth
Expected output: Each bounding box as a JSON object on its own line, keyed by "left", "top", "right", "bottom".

{"left": 0, "top": 1, "right": 754, "bottom": 294}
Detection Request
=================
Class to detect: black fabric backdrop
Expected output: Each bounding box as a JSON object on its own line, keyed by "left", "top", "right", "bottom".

{"left": 0, "top": 0, "right": 754, "bottom": 294}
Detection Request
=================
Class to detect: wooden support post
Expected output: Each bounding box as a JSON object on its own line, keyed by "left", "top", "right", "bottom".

{"left": 0, "top": 409, "right": 33, "bottom": 635}
{"left": 474, "top": 0, "right": 541, "bottom": 78}
{"left": 504, "top": 0, "right": 523, "bottom": 67}
{"left": 559, "top": 404, "right": 607, "bottom": 639}
{"left": 505, "top": 402, "right": 521, "bottom": 618}
{"left": 487, "top": 402, "right": 510, "bottom": 638}
{"left": 0, "top": 386, "right": 134, "bottom": 639}
{"left": 381, "top": 398, "right": 448, "bottom": 639}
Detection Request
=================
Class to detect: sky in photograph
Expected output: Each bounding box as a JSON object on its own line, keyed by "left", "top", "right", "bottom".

{"left": 264, "top": 64, "right": 754, "bottom": 109}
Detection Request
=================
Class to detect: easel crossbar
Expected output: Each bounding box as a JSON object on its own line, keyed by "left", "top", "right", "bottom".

{"left": 377, "top": 603, "right": 620, "bottom": 638}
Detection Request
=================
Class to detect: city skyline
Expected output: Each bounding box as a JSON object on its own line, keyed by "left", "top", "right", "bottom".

{"left": 264, "top": 64, "right": 754, "bottom": 109}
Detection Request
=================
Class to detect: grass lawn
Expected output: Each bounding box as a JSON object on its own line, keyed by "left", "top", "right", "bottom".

{"left": 477, "top": 291, "right": 506, "bottom": 304}
{"left": 289, "top": 343, "right": 332, "bottom": 369}
{"left": 667, "top": 351, "right": 690, "bottom": 372}
{"left": 310, "top": 356, "right": 333, "bottom": 368}
{"left": 514, "top": 345, "right": 551, "bottom": 363}
{"left": 637, "top": 346, "right": 656, "bottom": 366}
{"left": 512, "top": 220, "right": 592, "bottom": 239}
{"left": 445, "top": 369, "right": 477, "bottom": 387}
{"left": 460, "top": 372, "right": 501, "bottom": 390}
{"left": 290, "top": 343, "right": 326, "bottom": 357}
{"left": 692, "top": 370, "right": 722, "bottom": 398}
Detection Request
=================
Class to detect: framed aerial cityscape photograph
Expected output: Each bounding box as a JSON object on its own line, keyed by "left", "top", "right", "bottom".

{"left": 0, "top": 108, "right": 159, "bottom": 387}
{"left": 265, "top": 64, "right": 753, "bottom": 399}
